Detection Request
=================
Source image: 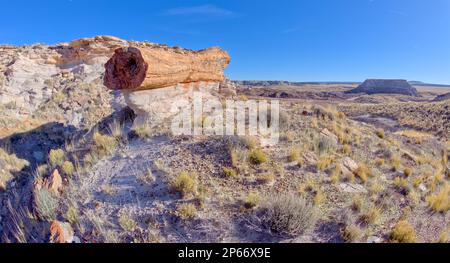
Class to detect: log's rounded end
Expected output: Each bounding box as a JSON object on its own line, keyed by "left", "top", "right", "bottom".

{"left": 104, "top": 47, "right": 148, "bottom": 90}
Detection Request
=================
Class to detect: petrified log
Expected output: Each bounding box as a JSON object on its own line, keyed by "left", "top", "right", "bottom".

{"left": 104, "top": 46, "right": 230, "bottom": 90}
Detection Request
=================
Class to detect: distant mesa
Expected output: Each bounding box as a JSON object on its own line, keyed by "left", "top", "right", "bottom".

{"left": 433, "top": 92, "right": 450, "bottom": 102}
{"left": 348, "top": 79, "right": 420, "bottom": 97}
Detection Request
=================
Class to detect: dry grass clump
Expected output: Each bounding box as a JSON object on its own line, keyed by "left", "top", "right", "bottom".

{"left": 92, "top": 132, "right": 118, "bottom": 157}
{"left": 342, "top": 144, "right": 352, "bottom": 155}
{"left": 118, "top": 213, "right": 138, "bottom": 232}
{"left": 426, "top": 183, "right": 449, "bottom": 213}
{"left": 65, "top": 203, "right": 79, "bottom": 225}
{"left": 288, "top": 147, "right": 300, "bottom": 162}
{"left": 341, "top": 224, "right": 363, "bottom": 243}
{"left": 260, "top": 193, "right": 317, "bottom": 236}
{"left": 316, "top": 136, "right": 337, "bottom": 155}
{"left": 244, "top": 193, "right": 261, "bottom": 209}
{"left": 132, "top": 120, "right": 152, "bottom": 138}
{"left": 390, "top": 220, "right": 417, "bottom": 243}
{"left": 316, "top": 155, "right": 334, "bottom": 171}
{"left": 360, "top": 205, "right": 380, "bottom": 225}
{"left": 330, "top": 164, "right": 342, "bottom": 184}
{"left": 0, "top": 148, "right": 28, "bottom": 189}
{"left": 403, "top": 167, "right": 413, "bottom": 177}
{"left": 61, "top": 161, "right": 74, "bottom": 177}
{"left": 248, "top": 148, "right": 268, "bottom": 165}
{"left": 108, "top": 119, "right": 124, "bottom": 139}
{"left": 171, "top": 171, "right": 197, "bottom": 197}
{"left": 177, "top": 203, "right": 197, "bottom": 219}
{"left": 222, "top": 167, "right": 237, "bottom": 178}
{"left": 375, "top": 128, "right": 385, "bottom": 139}
{"left": 49, "top": 149, "right": 65, "bottom": 168}
{"left": 394, "top": 177, "right": 410, "bottom": 194}
{"left": 355, "top": 162, "right": 373, "bottom": 183}
{"left": 390, "top": 154, "right": 402, "bottom": 171}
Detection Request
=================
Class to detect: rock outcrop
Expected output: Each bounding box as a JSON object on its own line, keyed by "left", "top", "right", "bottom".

{"left": 348, "top": 79, "right": 420, "bottom": 97}
{"left": 433, "top": 92, "right": 450, "bottom": 102}
{"left": 49, "top": 221, "right": 74, "bottom": 243}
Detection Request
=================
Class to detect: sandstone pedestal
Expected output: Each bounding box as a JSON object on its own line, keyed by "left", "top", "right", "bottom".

{"left": 123, "top": 81, "right": 220, "bottom": 129}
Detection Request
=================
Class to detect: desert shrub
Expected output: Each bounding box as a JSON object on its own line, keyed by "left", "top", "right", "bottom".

{"left": 108, "top": 119, "right": 124, "bottom": 139}
{"left": 248, "top": 149, "right": 268, "bottom": 165}
{"left": 375, "top": 129, "right": 385, "bottom": 139}
{"left": 222, "top": 167, "right": 237, "bottom": 178}
{"left": 316, "top": 136, "right": 337, "bottom": 155}
{"left": 93, "top": 132, "right": 118, "bottom": 156}
{"left": 390, "top": 220, "right": 417, "bottom": 243}
{"left": 33, "top": 187, "right": 59, "bottom": 221}
{"left": 177, "top": 203, "right": 197, "bottom": 219}
{"left": 426, "top": 183, "right": 449, "bottom": 213}
{"left": 61, "top": 161, "right": 74, "bottom": 176}
{"left": 288, "top": 147, "right": 300, "bottom": 162}
{"left": 49, "top": 149, "right": 65, "bottom": 168}
{"left": 118, "top": 213, "right": 138, "bottom": 232}
{"left": 171, "top": 171, "right": 197, "bottom": 196}
{"left": 244, "top": 193, "right": 260, "bottom": 209}
{"left": 260, "top": 193, "right": 317, "bottom": 236}
{"left": 341, "top": 224, "right": 363, "bottom": 243}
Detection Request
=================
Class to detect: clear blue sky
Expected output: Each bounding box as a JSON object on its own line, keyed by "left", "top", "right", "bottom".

{"left": 1, "top": 0, "right": 450, "bottom": 84}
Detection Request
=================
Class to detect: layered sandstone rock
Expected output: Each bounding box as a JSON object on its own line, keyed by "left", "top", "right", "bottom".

{"left": 103, "top": 46, "right": 230, "bottom": 90}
